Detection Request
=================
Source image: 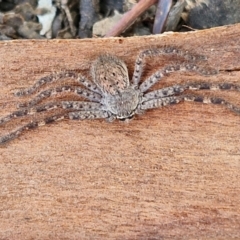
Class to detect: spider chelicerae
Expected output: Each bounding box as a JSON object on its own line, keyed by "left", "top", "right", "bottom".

{"left": 0, "top": 46, "right": 240, "bottom": 144}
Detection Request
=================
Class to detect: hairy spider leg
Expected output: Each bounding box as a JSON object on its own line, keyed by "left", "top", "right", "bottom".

{"left": 15, "top": 71, "right": 102, "bottom": 96}
{"left": 142, "top": 82, "right": 240, "bottom": 101}
{"left": 141, "top": 94, "right": 240, "bottom": 116}
{"left": 0, "top": 110, "right": 108, "bottom": 144}
{"left": 132, "top": 46, "right": 208, "bottom": 85}
{"left": 139, "top": 63, "right": 218, "bottom": 93}
{"left": 0, "top": 101, "right": 103, "bottom": 125}
{"left": 18, "top": 85, "right": 102, "bottom": 108}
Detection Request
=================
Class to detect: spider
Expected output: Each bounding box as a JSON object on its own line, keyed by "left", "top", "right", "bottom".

{"left": 1, "top": 46, "right": 240, "bottom": 144}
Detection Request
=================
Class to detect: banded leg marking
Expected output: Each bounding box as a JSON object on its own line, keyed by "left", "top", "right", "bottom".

{"left": 139, "top": 64, "right": 218, "bottom": 93}
{"left": 0, "top": 113, "right": 68, "bottom": 144}
{"left": 18, "top": 85, "right": 102, "bottom": 108}
{"left": 0, "top": 101, "right": 102, "bottom": 125}
{"left": 132, "top": 46, "right": 208, "bottom": 85}
{"left": 142, "top": 82, "right": 240, "bottom": 102}
{"left": 15, "top": 71, "right": 102, "bottom": 97}
{"left": 0, "top": 110, "right": 109, "bottom": 144}
{"left": 141, "top": 94, "right": 240, "bottom": 115}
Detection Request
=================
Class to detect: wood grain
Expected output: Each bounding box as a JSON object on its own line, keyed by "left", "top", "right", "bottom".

{"left": 0, "top": 24, "right": 240, "bottom": 239}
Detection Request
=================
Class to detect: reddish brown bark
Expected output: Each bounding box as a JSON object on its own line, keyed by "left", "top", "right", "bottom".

{"left": 0, "top": 24, "right": 240, "bottom": 239}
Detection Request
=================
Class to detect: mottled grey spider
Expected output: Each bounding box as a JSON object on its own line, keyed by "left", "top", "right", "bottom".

{"left": 1, "top": 46, "right": 240, "bottom": 144}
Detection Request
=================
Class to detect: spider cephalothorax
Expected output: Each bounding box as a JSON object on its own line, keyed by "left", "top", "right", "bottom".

{"left": 1, "top": 46, "right": 240, "bottom": 144}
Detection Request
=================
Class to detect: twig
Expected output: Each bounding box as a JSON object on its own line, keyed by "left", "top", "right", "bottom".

{"left": 105, "top": 0, "right": 157, "bottom": 37}
{"left": 152, "top": 0, "right": 172, "bottom": 34}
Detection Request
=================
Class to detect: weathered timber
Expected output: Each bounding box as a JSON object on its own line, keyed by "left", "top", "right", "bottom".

{"left": 0, "top": 24, "right": 240, "bottom": 239}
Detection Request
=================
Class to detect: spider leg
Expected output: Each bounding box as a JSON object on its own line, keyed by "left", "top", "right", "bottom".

{"left": 141, "top": 94, "right": 240, "bottom": 115}
{"left": 185, "top": 82, "right": 240, "bottom": 91}
{"left": 139, "top": 63, "right": 218, "bottom": 93}
{"left": 132, "top": 46, "right": 207, "bottom": 85}
{"left": 69, "top": 110, "right": 109, "bottom": 120}
{"left": 15, "top": 71, "right": 101, "bottom": 97}
{"left": 184, "top": 95, "right": 240, "bottom": 115}
{"left": 142, "top": 82, "right": 240, "bottom": 102}
{"left": 142, "top": 85, "right": 185, "bottom": 101}
{"left": 0, "top": 113, "right": 68, "bottom": 144}
{"left": 77, "top": 75, "right": 102, "bottom": 94}
{"left": 141, "top": 96, "right": 184, "bottom": 110}
{"left": 18, "top": 85, "right": 102, "bottom": 108}
{"left": 0, "top": 101, "right": 102, "bottom": 125}
{"left": 0, "top": 110, "right": 109, "bottom": 144}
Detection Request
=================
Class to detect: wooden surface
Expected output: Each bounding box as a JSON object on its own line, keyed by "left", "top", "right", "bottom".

{"left": 0, "top": 24, "right": 240, "bottom": 239}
